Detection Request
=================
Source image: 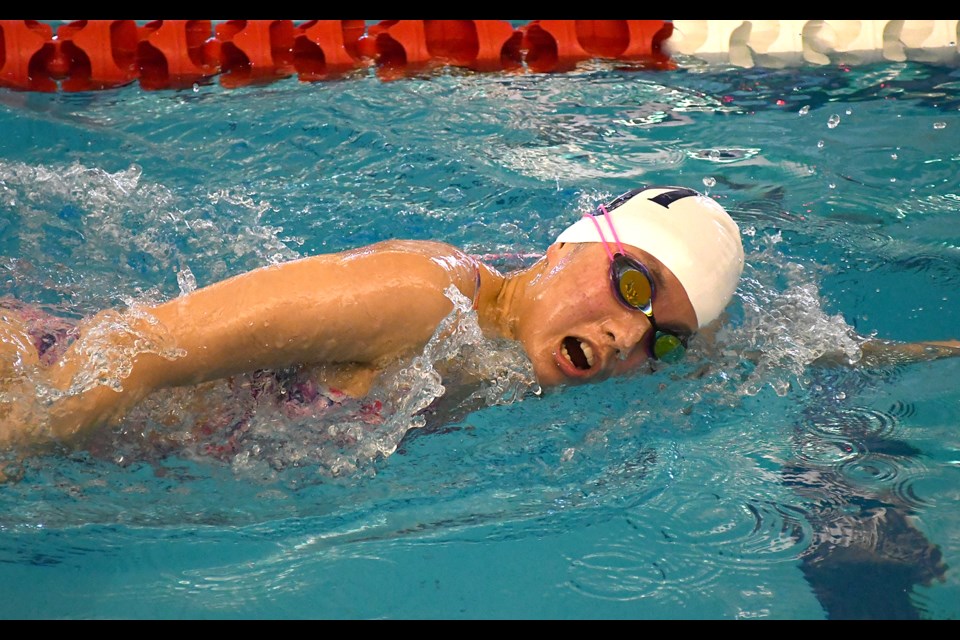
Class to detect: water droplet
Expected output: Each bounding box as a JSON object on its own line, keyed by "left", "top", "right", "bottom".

{"left": 817, "top": 140, "right": 825, "bottom": 148}
{"left": 845, "top": 108, "right": 852, "bottom": 115}
{"left": 827, "top": 114, "right": 841, "bottom": 129}
{"left": 890, "top": 153, "right": 898, "bottom": 160}
{"left": 192, "top": 83, "right": 200, "bottom": 92}
{"left": 702, "top": 177, "right": 716, "bottom": 188}
{"left": 933, "top": 121, "right": 946, "bottom": 129}
{"left": 176, "top": 266, "right": 197, "bottom": 296}
{"left": 772, "top": 379, "right": 791, "bottom": 396}
{"left": 798, "top": 105, "right": 810, "bottom": 115}
{"left": 829, "top": 183, "right": 836, "bottom": 189}
{"left": 439, "top": 186, "right": 464, "bottom": 203}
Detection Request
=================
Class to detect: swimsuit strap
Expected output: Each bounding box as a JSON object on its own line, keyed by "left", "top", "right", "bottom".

{"left": 470, "top": 255, "right": 482, "bottom": 310}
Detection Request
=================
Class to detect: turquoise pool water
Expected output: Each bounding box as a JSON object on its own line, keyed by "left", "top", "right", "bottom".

{"left": 1, "top": 56, "right": 959, "bottom": 619}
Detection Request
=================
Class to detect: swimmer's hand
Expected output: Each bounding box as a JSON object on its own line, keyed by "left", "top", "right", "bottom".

{"left": 815, "top": 338, "right": 960, "bottom": 368}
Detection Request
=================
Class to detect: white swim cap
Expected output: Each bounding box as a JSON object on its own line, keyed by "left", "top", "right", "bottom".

{"left": 555, "top": 186, "right": 744, "bottom": 328}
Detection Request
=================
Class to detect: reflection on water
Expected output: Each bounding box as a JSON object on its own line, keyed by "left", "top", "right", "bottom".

{"left": 0, "top": 61, "right": 959, "bottom": 618}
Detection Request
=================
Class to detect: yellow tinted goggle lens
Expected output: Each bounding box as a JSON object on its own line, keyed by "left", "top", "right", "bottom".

{"left": 617, "top": 269, "right": 652, "bottom": 310}
{"left": 611, "top": 254, "right": 687, "bottom": 362}
{"left": 653, "top": 332, "right": 685, "bottom": 363}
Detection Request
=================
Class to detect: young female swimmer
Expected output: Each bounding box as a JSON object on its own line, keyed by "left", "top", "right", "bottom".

{"left": 1, "top": 186, "right": 958, "bottom": 449}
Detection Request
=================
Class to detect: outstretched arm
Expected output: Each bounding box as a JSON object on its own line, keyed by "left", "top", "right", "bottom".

{"left": 814, "top": 338, "right": 960, "bottom": 368}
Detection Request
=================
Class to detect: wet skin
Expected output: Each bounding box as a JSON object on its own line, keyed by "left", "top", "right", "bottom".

{"left": 504, "top": 241, "right": 698, "bottom": 388}
{"left": 0, "top": 239, "right": 696, "bottom": 447}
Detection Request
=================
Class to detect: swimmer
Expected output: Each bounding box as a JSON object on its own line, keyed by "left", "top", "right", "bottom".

{"left": 1, "top": 185, "right": 958, "bottom": 449}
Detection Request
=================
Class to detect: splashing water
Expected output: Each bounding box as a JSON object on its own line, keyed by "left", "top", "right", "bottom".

{"left": 0, "top": 295, "right": 187, "bottom": 449}
{"left": 0, "top": 160, "right": 301, "bottom": 309}
{"left": 0, "top": 155, "right": 543, "bottom": 480}
{"left": 54, "top": 302, "right": 186, "bottom": 398}
{"left": 98, "top": 285, "right": 540, "bottom": 481}
{"left": 698, "top": 230, "right": 866, "bottom": 403}
{"left": 176, "top": 266, "right": 197, "bottom": 296}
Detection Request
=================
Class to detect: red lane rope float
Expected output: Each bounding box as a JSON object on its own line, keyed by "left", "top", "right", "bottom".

{"left": 0, "top": 19, "right": 676, "bottom": 92}
{"left": 582, "top": 20, "right": 674, "bottom": 65}
{"left": 521, "top": 20, "right": 673, "bottom": 72}
{"left": 293, "top": 20, "right": 369, "bottom": 80}
{"left": 137, "top": 20, "right": 219, "bottom": 90}
{"left": 56, "top": 19, "right": 139, "bottom": 91}
{"left": 215, "top": 19, "right": 295, "bottom": 88}
{"left": 0, "top": 20, "right": 58, "bottom": 91}
{"left": 362, "top": 20, "right": 522, "bottom": 78}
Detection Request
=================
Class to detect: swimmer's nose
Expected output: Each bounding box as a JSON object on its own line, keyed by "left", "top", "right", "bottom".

{"left": 603, "top": 316, "right": 653, "bottom": 361}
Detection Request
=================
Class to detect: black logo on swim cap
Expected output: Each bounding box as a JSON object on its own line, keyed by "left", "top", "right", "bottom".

{"left": 648, "top": 187, "right": 699, "bottom": 208}
{"left": 604, "top": 186, "right": 700, "bottom": 213}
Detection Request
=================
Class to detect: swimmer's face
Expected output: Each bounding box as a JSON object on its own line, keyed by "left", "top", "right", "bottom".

{"left": 514, "top": 242, "right": 697, "bottom": 387}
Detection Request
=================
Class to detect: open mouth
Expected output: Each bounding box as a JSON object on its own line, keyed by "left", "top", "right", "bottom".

{"left": 561, "top": 336, "right": 595, "bottom": 370}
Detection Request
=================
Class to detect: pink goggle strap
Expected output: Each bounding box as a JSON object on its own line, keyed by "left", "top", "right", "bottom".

{"left": 581, "top": 204, "right": 626, "bottom": 261}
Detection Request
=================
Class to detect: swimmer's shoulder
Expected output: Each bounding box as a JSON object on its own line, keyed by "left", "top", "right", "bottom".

{"left": 354, "top": 239, "right": 481, "bottom": 276}
{"left": 358, "top": 239, "right": 485, "bottom": 302}
{"left": 364, "top": 238, "right": 469, "bottom": 260}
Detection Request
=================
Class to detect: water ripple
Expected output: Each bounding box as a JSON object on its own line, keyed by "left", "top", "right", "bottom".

{"left": 564, "top": 533, "right": 721, "bottom": 605}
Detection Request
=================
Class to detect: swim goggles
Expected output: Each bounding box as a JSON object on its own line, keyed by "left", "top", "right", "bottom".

{"left": 581, "top": 195, "right": 688, "bottom": 363}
